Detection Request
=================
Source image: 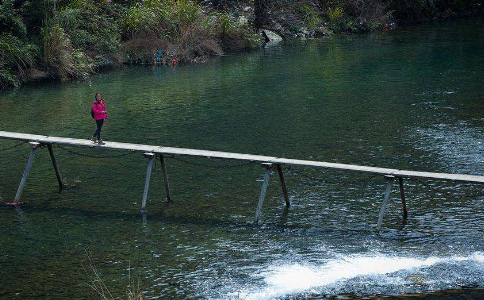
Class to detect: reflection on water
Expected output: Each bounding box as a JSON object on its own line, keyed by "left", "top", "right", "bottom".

{"left": 1, "top": 18, "right": 484, "bottom": 299}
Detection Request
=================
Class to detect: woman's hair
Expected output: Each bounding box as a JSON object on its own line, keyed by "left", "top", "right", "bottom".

{"left": 94, "top": 92, "right": 101, "bottom": 99}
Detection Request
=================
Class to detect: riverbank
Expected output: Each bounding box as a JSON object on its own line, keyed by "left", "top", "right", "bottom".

{"left": 0, "top": 0, "right": 263, "bottom": 89}
{"left": 1, "top": 0, "right": 483, "bottom": 90}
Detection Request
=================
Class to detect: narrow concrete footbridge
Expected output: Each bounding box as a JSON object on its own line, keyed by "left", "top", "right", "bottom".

{"left": 1, "top": 130, "right": 483, "bottom": 230}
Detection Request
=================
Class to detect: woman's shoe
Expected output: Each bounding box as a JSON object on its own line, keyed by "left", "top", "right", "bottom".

{"left": 91, "top": 137, "right": 97, "bottom": 143}
{"left": 97, "top": 139, "right": 105, "bottom": 145}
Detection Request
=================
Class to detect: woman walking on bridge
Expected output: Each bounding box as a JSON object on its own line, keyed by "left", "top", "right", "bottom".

{"left": 91, "top": 92, "right": 108, "bottom": 145}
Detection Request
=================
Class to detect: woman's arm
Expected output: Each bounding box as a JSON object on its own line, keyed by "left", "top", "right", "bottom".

{"left": 102, "top": 101, "right": 107, "bottom": 114}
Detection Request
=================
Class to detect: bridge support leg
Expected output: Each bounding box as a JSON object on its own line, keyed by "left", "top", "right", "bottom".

{"left": 398, "top": 177, "right": 408, "bottom": 219}
{"left": 14, "top": 142, "right": 40, "bottom": 203}
{"left": 376, "top": 175, "right": 395, "bottom": 231}
{"left": 141, "top": 153, "right": 155, "bottom": 212}
{"left": 159, "top": 155, "right": 172, "bottom": 203}
{"left": 47, "top": 144, "right": 63, "bottom": 190}
{"left": 276, "top": 164, "right": 290, "bottom": 207}
{"left": 255, "top": 163, "right": 273, "bottom": 224}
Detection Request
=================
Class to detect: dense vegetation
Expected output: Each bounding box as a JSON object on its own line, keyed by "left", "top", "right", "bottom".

{"left": 0, "top": 0, "right": 261, "bottom": 88}
{"left": 1, "top": 0, "right": 482, "bottom": 89}
{"left": 255, "top": 0, "right": 483, "bottom": 37}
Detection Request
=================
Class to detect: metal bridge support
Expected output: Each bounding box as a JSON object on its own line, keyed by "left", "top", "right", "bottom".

{"left": 47, "top": 144, "right": 64, "bottom": 190}
{"left": 376, "top": 175, "right": 395, "bottom": 231}
{"left": 276, "top": 164, "right": 290, "bottom": 207}
{"left": 159, "top": 154, "right": 172, "bottom": 203}
{"left": 141, "top": 153, "right": 155, "bottom": 212}
{"left": 398, "top": 177, "right": 408, "bottom": 219}
{"left": 14, "top": 142, "right": 40, "bottom": 203}
{"left": 254, "top": 163, "right": 273, "bottom": 224}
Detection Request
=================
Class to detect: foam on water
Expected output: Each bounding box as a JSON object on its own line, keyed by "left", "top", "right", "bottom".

{"left": 232, "top": 252, "right": 484, "bottom": 300}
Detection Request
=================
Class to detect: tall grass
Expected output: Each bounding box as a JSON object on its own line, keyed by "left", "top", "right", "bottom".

{"left": 121, "top": 0, "right": 260, "bottom": 62}
{"left": 42, "top": 23, "right": 92, "bottom": 80}
{"left": 122, "top": 0, "right": 201, "bottom": 38}
{"left": 327, "top": 7, "right": 344, "bottom": 23}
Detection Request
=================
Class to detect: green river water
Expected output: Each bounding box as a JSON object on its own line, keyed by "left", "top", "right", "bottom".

{"left": 1, "top": 18, "right": 484, "bottom": 299}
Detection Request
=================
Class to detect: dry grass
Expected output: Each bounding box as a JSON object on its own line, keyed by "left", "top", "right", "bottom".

{"left": 42, "top": 24, "right": 93, "bottom": 79}
{"left": 84, "top": 250, "right": 145, "bottom": 300}
{"left": 120, "top": 0, "right": 259, "bottom": 63}
{"left": 24, "top": 68, "right": 49, "bottom": 81}
{"left": 121, "top": 25, "right": 223, "bottom": 63}
{"left": 120, "top": 31, "right": 172, "bottom": 63}
{"left": 176, "top": 24, "right": 223, "bottom": 61}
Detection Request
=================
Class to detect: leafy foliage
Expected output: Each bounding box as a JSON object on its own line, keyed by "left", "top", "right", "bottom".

{"left": 298, "top": 4, "right": 322, "bottom": 31}
{"left": 42, "top": 23, "right": 92, "bottom": 80}
{"left": 0, "top": 34, "right": 38, "bottom": 88}
{"left": 327, "top": 7, "right": 344, "bottom": 23}
{"left": 0, "top": 0, "right": 37, "bottom": 88}
{"left": 0, "top": 0, "right": 28, "bottom": 38}
{"left": 122, "top": 0, "right": 201, "bottom": 38}
{"left": 55, "top": 1, "right": 122, "bottom": 66}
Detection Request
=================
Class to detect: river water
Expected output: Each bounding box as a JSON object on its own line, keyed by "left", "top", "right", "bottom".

{"left": 1, "top": 18, "right": 484, "bottom": 299}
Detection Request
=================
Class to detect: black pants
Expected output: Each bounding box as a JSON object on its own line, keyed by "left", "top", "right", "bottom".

{"left": 93, "top": 119, "right": 104, "bottom": 140}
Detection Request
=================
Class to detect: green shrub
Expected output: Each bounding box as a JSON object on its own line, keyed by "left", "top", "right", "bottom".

{"left": 327, "top": 7, "right": 344, "bottom": 23}
{"left": 0, "top": 0, "right": 28, "bottom": 38}
{"left": 213, "top": 12, "right": 262, "bottom": 51}
{"left": 0, "top": 34, "right": 37, "bottom": 88}
{"left": 42, "top": 24, "right": 92, "bottom": 80}
{"left": 327, "top": 7, "right": 350, "bottom": 32}
{"left": 298, "top": 4, "right": 322, "bottom": 31}
{"left": 55, "top": 0, "right": 122, "bottom": 66}
{"left": 0, "top": 69, "right": 20, "bottom": 88}
{"left": 122, "top": 2, "right": 157, "bottom": 35}
{"left": 122, "top": 0, "right": 202, "bottom": 38}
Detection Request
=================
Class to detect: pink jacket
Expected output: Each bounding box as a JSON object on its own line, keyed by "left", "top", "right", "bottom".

{"left": 92, "top": 99, "right": 108, "bottom": 120}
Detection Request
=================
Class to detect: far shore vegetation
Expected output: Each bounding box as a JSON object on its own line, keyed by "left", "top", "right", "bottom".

{"left": 1, "top": 0, "right": 482, "bottom": 89}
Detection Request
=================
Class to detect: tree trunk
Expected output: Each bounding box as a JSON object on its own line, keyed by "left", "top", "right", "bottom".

{"left": 254, "top": 0, "right": 270, "bottom": 28}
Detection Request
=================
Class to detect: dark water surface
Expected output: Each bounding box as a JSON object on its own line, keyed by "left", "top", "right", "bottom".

{"left": 1, "top": 18, "right": 484, "bottom": 299}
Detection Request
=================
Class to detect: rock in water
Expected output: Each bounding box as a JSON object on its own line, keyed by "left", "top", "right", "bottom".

{"left": 261, "top": 29, "right": 283, "bottom": 43}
